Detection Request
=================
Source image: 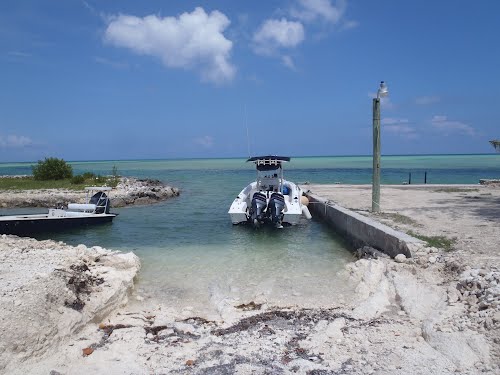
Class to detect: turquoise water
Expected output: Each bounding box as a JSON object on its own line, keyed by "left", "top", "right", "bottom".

{"left": 1, "top": 154, "right": 499, "bottom": 316}
{"left": 2, "top": 154, "right": 499, "bottom": 184}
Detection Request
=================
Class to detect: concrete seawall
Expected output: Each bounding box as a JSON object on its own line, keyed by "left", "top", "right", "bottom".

{"left": 306, "top": 193, "right": 422, "bottom": 258}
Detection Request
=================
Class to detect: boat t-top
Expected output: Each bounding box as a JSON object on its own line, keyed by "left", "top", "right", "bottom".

{"left": 228, "top": 156, "right": 312, "bottom": 228}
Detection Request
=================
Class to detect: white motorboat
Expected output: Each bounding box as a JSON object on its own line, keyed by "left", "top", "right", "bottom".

{"left": 0, "top": 187, "right": 117, "bottom": 236}
{"left": 228, "top": 156, "right": 312, "bottom": 228}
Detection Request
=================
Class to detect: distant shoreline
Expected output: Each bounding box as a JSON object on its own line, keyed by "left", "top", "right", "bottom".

{"left": 0, "top": 176, "right": 180, "bottom": 208}
{"left": 1, "top": 152, "right": 498, "bottom": 165}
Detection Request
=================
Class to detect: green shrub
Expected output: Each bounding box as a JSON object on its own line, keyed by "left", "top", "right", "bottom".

{"left": 82, "top": 172, "right": 96, "bottom": 179}
{"left": 111, "top": 165, "right": 119, "bottom": 178}
{"left": 71, "top": 175, "right": 85, "bottom": 184}
{"left": 95, "top": 175, "right": 107, "bottom": 184}
{"left": 32, "top": 157, "right": 73, "bottom": 180}
{"left": 110, "top": 165, "right": 120, "bottom": 187}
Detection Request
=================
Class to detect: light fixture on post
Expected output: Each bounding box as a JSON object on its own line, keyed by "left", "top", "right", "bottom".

{"left": 372, "top": 81, "right": 388, "bottom": 212}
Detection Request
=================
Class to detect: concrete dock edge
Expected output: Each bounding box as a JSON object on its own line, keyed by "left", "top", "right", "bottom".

{"left": 306, "top": 192, "right": 423, "bottom": 258}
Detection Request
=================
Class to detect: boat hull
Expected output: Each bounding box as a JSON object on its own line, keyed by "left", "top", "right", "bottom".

{"left": 229, "top": 156, "right": 312, "bottom": 227}
{"left": 228, "top": 179, "right": 309, "bottom": 226}
{"left": 0, "top": 214, "right": 116, "bottom": 236}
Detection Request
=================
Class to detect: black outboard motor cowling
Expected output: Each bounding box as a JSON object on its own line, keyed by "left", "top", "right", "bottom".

{"left": 250, "top": 192, "right": 267, "bottom": 225}
{"left": 268, "top": 192, "right": 285, "bottom": 227}
{"left": 89, "top": 192, "right": 111, "bottom": 214}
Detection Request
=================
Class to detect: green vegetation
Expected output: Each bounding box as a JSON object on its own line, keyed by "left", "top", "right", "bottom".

{"left": 407, "top": 230, "right": 456, "bottom": 251}
{"left": 0, "top": 158, "right": 121, "bottom": 190}
{"left": 379, "top": 212, "right": 418, "bottom": 226}
{"left": 110, "top": 165, "right": 120, "bottom": 187}
{"left": 434, "top": 188, "right": 479, "bottom": 193}
{"left": 71, "top": 175, "right": 85, "bottom": 184}
{"left": 82, "top": 172, "right": 96, "bottom": 179}
{"left": 0, "top": 176, "right": 85, "bottom": 190}
{"left": 0, "top": 173, "right": 120, "bottom": 191}
{"left": 112, "top": 165, "right": 119, "bottom": 178}
{"left": 32, "top": 157, "right": 73, "bottom": 180}
{"left": 1, "top": 158, "right": 121, "bottom": 191}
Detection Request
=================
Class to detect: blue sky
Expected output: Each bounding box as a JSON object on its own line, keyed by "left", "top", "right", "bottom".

{"left": 1, "top": 0, "right": 499, "bottom": 162}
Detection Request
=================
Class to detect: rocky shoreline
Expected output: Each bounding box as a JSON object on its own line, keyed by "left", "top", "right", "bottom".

{"left": 1, "top": 184, "right": 499, "bottom": 374}
{"left": 305, "top": 184, "right": 500, "bottom": 373}
{"left": 0, "top": 235, "right": 140, "bottom": 373}
{"left": 4, "top": 239, "right": 497, "bottom": 374}
{"left": 0, "top": 176, "right": 180, "bottom": 208}
{"left": 111, "top": 177, "right": 180, "bottom": 207}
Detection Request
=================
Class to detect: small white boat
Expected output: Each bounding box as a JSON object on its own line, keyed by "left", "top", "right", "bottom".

{"left": 228, "top": 156, "right": 312, "bottom": 228}
{"left": 0, "top": 187, "right": 117, "bottom": 236}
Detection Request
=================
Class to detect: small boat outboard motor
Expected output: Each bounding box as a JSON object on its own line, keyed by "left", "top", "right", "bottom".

{"left": 268, "top": 192, "right": 285, "bottom": 228}
{"left": 89, "top": 192, "right": 111, "bottom": 214}
{"left": 250, "top": 192, "right": 267, "bottom": 226}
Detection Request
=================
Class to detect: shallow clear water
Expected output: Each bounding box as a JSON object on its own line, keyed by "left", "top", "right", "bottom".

{"left": 1, "top": 154, "right": 499, "bottom": 315}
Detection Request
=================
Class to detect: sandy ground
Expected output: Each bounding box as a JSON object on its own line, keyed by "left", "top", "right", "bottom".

{"left": 305, "top": 184, "right": 500, "bottom": 268}
{"left": 1, "top": 184, "right": 499, "bottom": 374}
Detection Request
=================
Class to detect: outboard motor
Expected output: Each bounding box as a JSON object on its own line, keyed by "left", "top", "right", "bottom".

{"left": 89, "top": 192, "right": 111, "bottom": 214}
{"left": 268, "top": 192, "right": 285, "bottom": 228}
{"left": 250, "top": 192, "right": 267, "bottom": 226}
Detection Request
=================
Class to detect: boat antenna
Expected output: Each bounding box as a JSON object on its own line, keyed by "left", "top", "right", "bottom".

{"left": 245, "top": 103, "right": 251, "bottom": 158}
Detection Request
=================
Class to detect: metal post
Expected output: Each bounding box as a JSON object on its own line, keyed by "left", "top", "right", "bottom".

{"left": 372, "top": 98, "right": 381, "bottom": 212}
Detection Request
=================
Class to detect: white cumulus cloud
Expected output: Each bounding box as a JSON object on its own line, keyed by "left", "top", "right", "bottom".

{"left": 431, "top": 115, "right": 475, "bottom": 136}
{"left": 252, "top": 18, "right": 304, "bottom": 68}
{"left": 290, "top": 0, "right": 346, "bottom": 24}
{"left": 382, "top": 118, "right": 418, "bottom": 139}
{"left": 194, "top": 135, "right": 214, "bottom": 148}
{"left": 282, "top": 55, "right": 296, "bottom": 70}
{"left": 104, "top": 7, "right": 235, "bottom": 84}
{"left": 253, "top": 18, "right": 305, "bottom": 55}
{"left": 0, "top": 135, "right": 33, "bottom": 148}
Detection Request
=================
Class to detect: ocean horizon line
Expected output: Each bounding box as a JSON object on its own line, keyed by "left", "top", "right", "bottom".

{"left": 1, "top": 152, "right": 499, "bottom": 165}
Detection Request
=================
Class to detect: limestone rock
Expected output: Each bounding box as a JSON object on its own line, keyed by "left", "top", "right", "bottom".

{"left": 392, "top": 271, "right": 445, "bottom": 321}
{"left": 0, "top": 236, "right": 140, "bottom": 371}
{"left": 446, "top": 286, "right": 460, "bottom": 304}
{"left": 394, "top": 254, "right": 407, "bottom": 263}
{"left": 422, "top": 321, "right": 490, "bottom": 369}
{"left": 325, "top": 318, "right": 345, "bottom": 340}
{"left": 355, "top": 246, "right": 389, "bottom": 260}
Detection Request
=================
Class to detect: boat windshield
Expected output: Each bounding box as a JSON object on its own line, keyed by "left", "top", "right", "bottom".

{"left": 256, "top": 166, "right": 284, "bottom": 193}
